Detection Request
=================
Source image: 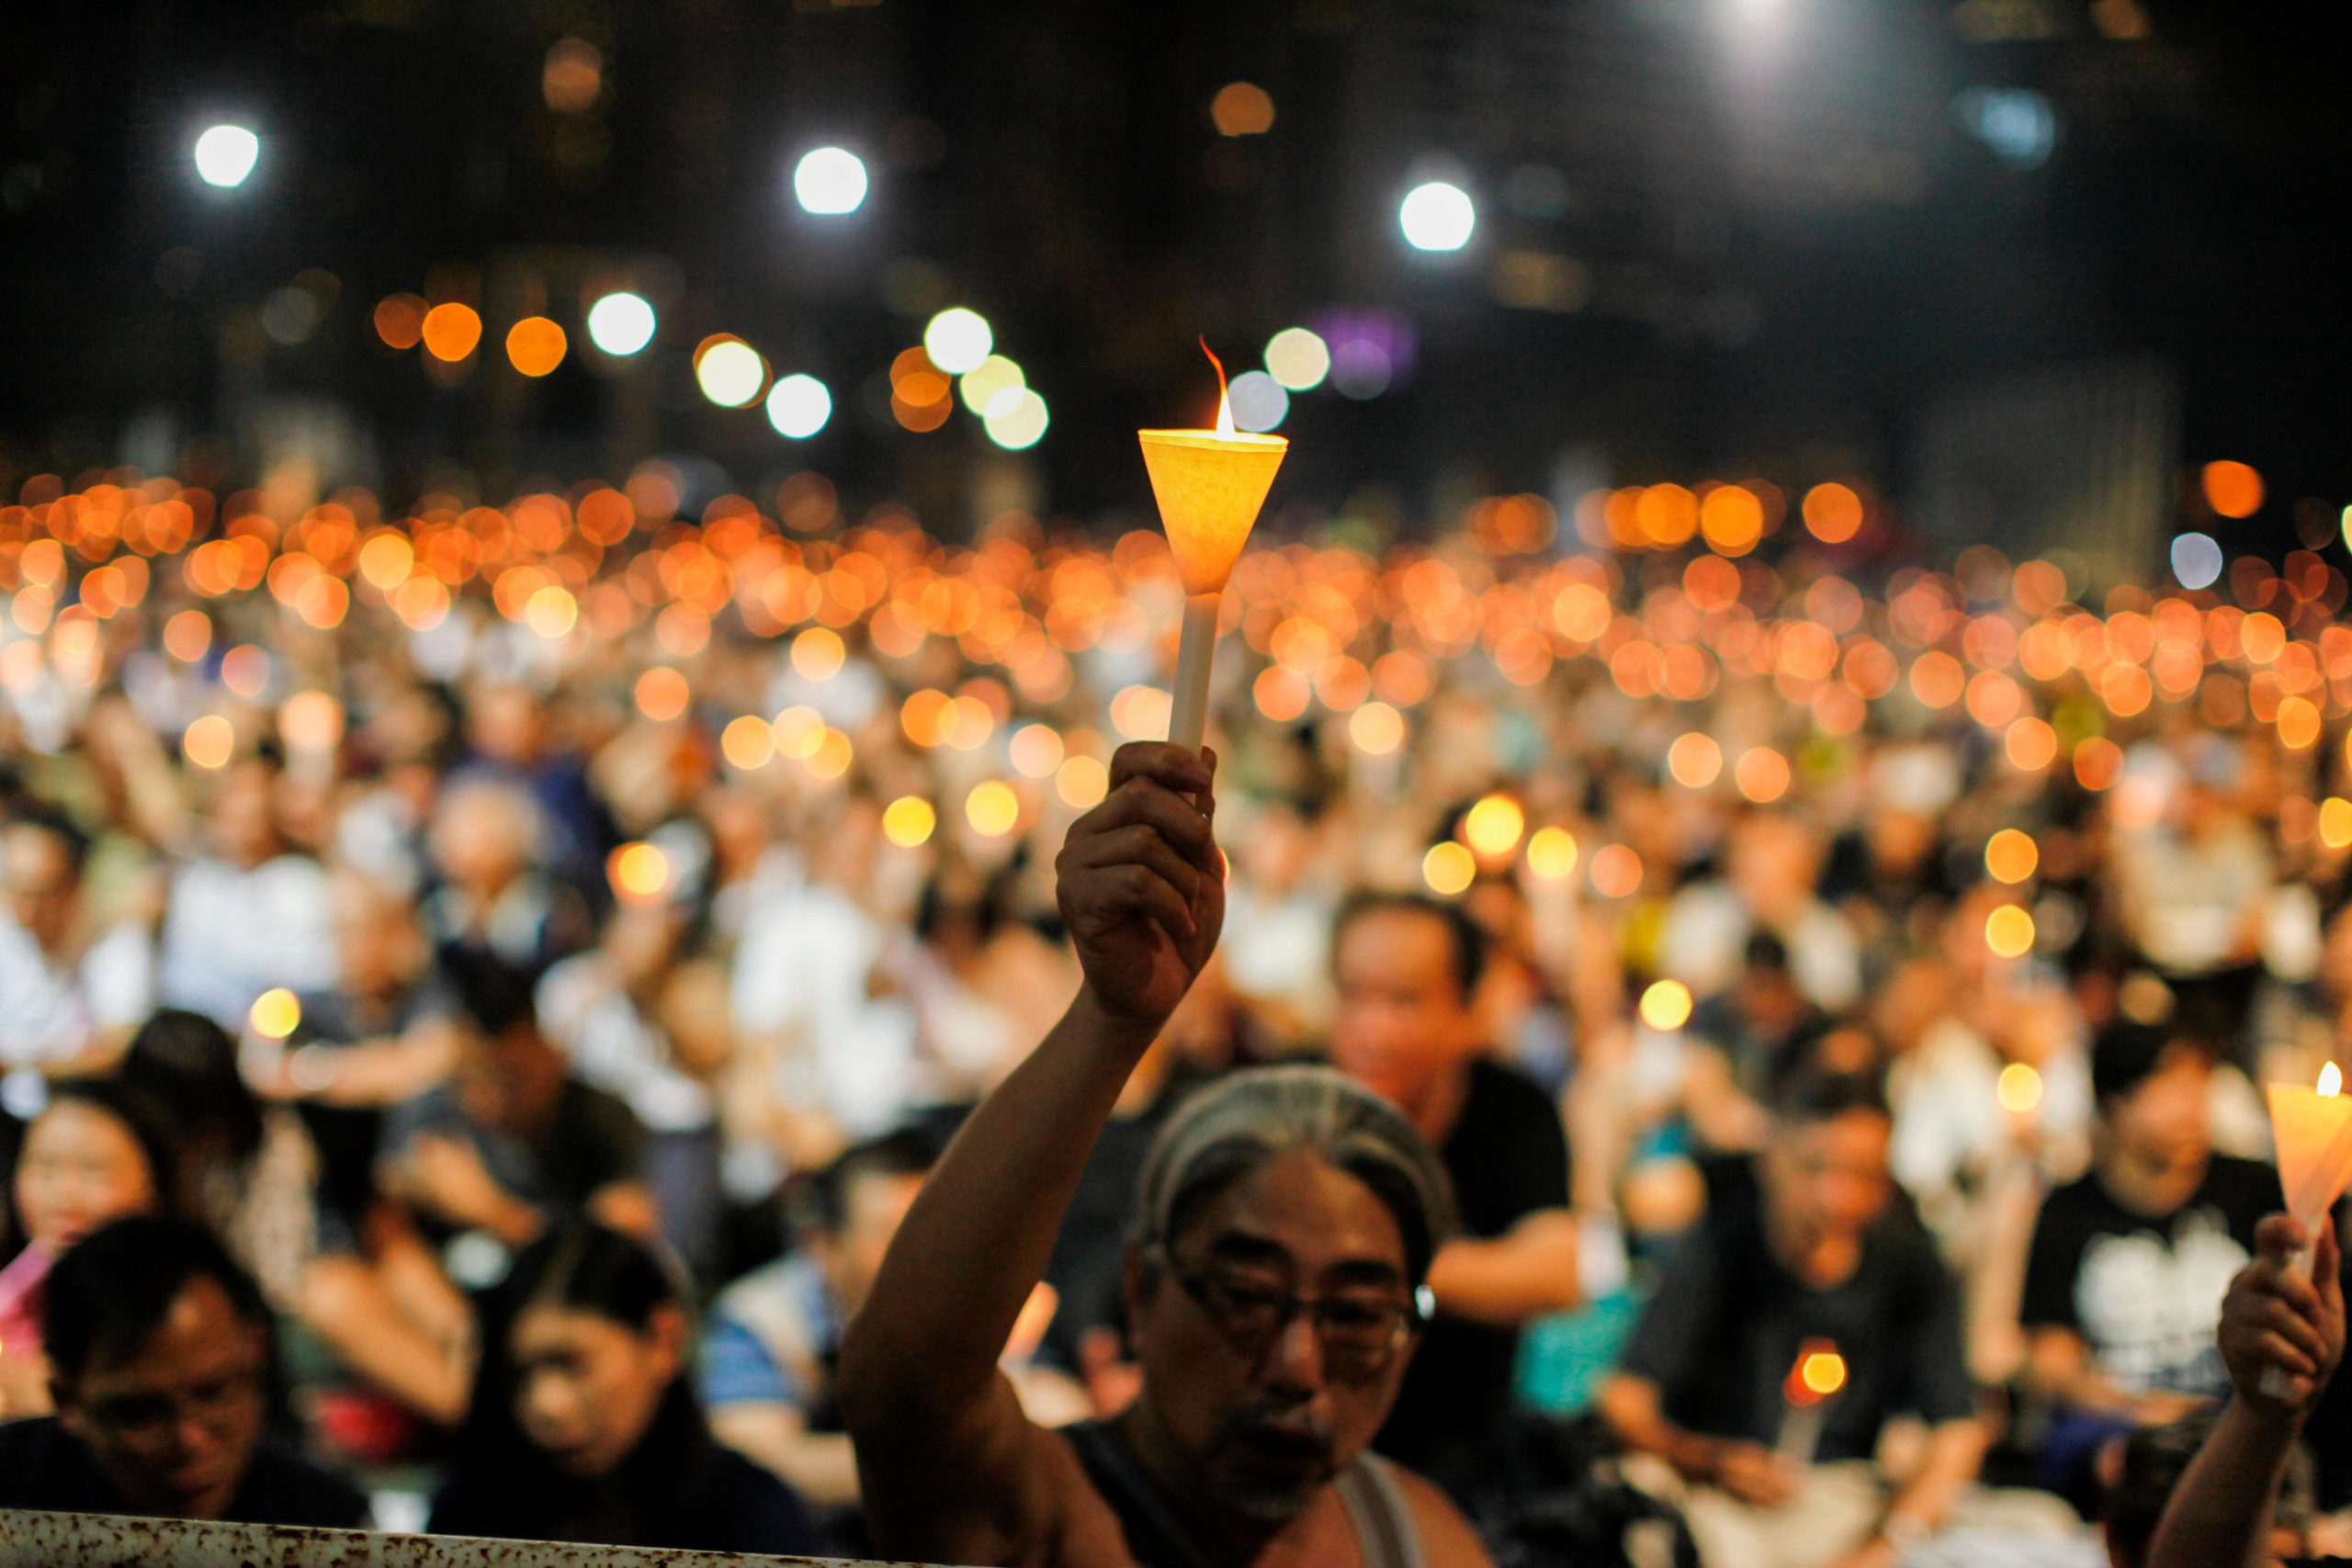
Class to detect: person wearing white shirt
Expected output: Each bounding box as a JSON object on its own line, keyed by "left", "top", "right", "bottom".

{"left": 0, "top": 807, "right": 154, "bottom": 1119}
{"left": 155, "top": 759, "right": 337, "bottom": 1029}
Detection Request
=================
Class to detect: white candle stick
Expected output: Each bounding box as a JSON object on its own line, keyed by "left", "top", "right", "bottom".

{"left": 1168, "top": 592, "right": 1221, "bottom": 755}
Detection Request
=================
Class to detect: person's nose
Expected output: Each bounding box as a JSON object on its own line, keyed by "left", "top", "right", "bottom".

{"left": 1258, "top": 1309, "right": 1329, "bottom": 1396}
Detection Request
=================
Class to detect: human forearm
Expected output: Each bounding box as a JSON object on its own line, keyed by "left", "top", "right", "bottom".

{"left": 1425, "top": 1211, "right": 1581, "bottom": 1325}
{"left": 841, "top": 986, "right": 1156, "bottom": 1425}
{"left": 1882, "top": 1419, "right": 1986, "bottom": 1535}
{"left": 1596, "top": 1375, "right": 1719, "bottom": 1480}
{"left": 2146, "top": 1398, "right": 2300, "bottom": 1568}
{"left": 710, "top": 1407, "right": 863, "bottom": 1508}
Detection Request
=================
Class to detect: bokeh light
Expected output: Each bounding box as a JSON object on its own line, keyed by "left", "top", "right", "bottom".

{"left": 1996, "top": 1063, "right": 2043, "bottom": 1114}
{"left": 958, "top": 355, "right": 1024, "bottom": 413}
{"left": 1057, "top": 755, "right": 1110, "bottom": 809}
{"left": 1264, "top": 328, "right": 1330, "bottom": 391}
{"left": 1639, "top": 980, "right": 1693, "bottom": 1032}
{"left": 421, "top": 303, "right": 482, "bottom": 362}
{"left": 1803, "top": 483, "right": 1864, "bottom": 544}
{"left": 883, "top": 796, "right": 937, "bottom": 848}
{"left": 1985, "top": 829, "right": 2040, "bottom": 884}
{"left": 249, "top": 988, "right": 301, "bottom": 1040}
{"left": 765, "top": 374, "right": 832, "bottom": 438}
{"left": 586, "top": 292, "right": 657, "bottom": 355}
{"left": 182, "top": 715, "right": 235, "bottom": 769}
{"left": 1527, "top": 827, "right": 1579, "bottom": 880}
{"left": 608, "top": 842, "right": 671, "bottom": 902}
{"left": 193, "top": 124, "right": 260, "bottom": 188}
{"left": 1422, "top": 841, "right": 1476, "bottom": 896}
{"left": 695, "top": 337, "right": 766, "bottom": 407}
{"left": 983, "top": 388, "right": 1049, "bottom": 450}
{"left": 1210, "top": 82, "right": 1275, "bottom": 136}
{"left": 374, "top": 294, "right": 426, "bottom": 350}
{"left": 1226, "top": 371, "right": 1289, "bottom": 433}
{"left": 506, "top": 317, "right": 567, "bottom": 378}
{"left": 1399, "top": 180, "right": 1476, "bottom": 252}
{"left": 1985, "top": 904, "right": 2037, "bottom": 957}
{"left": 967, "top": 781, "right": 1020, "bottom": 837}
{"left": 2170, "top": 531, "right": 2222, "bottom": 589}
{"left": 720, "top": 715, "right": 776, "bottom": 770}
{"left": 794, "top": 146, "right": 869, "bottom": 215}
{"left": 923, "top": 309, "right": 994, "bottom": 375}
{"left": 1464, "top": 794, "right": 1526, "bottom": 857}
{"left": 2202, "top": 460, "right": 2264, "bottom": 518}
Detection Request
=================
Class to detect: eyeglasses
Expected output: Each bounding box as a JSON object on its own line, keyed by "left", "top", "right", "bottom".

{"left": 81, "top": 1362, "right": 263, "bottom": 1446}
{"left": 1157, "top": 1247, "right": 1431, "bottom": 1382}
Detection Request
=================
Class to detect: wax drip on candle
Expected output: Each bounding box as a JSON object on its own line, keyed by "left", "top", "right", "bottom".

{"left": 1200, "top": 336, "right": 1236, "bottom": 439}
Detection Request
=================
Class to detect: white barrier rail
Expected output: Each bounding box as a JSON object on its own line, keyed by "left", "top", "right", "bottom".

{"left": 0, "top": 1509, "right": 948, "bottom": 1567}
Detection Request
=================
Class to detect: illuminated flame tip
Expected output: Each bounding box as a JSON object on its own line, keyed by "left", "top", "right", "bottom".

{"left": 2322, "top": 1061, "right": 2343, "bottom": 1098}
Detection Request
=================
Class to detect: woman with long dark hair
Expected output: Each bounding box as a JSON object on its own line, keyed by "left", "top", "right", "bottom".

{"left": 430, "top": 1222, "right": 818, "bottom": 1553}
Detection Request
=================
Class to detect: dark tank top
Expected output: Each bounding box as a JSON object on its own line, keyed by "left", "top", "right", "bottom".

{"left": 1061, "top": 1419, "right": 1423, "bottom": 1568}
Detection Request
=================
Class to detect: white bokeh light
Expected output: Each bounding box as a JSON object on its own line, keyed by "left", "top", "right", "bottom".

{"left": 765, "top": 374, "right": 832, "bottom": 438}
{"left": 585, "top": 292, "right": 657, "bottom": 356}
{"left": 793, "top": 147, "right": 869, "bottom": 215}
{"left": 982, "top": 388, "right": 1049, "bottom": 450}
{"left": 922, "top": 308, "right": 994, "bottom": 376}
{"left": 1263, "top": 327, "right": 1330, "bottom": 391}
{"left": 1227, "top": 370, "right": 1289, "bottom": 433}
{"left": 193, "top": 124, "right": 260, "bottom": 188}
{"left": 2170, "top": 531, "right": 2223, "bottom": 591}
{"left": 1399, "top": 180, "right": 1476, "bottom": 252}
{"left": 695, "top": 340, "right": 766, "bottom": 408}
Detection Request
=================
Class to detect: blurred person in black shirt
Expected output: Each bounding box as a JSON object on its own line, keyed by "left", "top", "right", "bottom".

{"left": 2020, "top": 1021, "right": 2278, "bottom": 1496}
{"left": 430, "top": 1221, "right": 819, "bottom": 1554}
{"left": 1599, "top": 1072, "right": 1984, "bottom": 1568}
{"left": 1329, "top": 889, "right": 1579, "bottom": 1496}
{"left": 0, "top": 1216, "right": 366, "bottom": 1528}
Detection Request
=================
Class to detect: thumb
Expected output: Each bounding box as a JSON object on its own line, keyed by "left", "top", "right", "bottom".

{"left": 2256, "top": 1212, "right": 2312, "bottom": 1265}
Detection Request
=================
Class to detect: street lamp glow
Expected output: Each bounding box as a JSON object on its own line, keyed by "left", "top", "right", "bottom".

{"left": 793, "top": 147, "right": 869, "bottom": 215}
{"left": 1399, "top": 180, "right": 1476, "bottom": 252}
{"left": 765, "top": 374, "right": 832, "bottom": 438}
{"left": 586, "top": 291, "right": 657, "bottom": 355}
{"left": 922, "top": 308, "right": 994, "bottom": 376}
{"left": 193, "top": 124, "right": 260, "bottom": 188}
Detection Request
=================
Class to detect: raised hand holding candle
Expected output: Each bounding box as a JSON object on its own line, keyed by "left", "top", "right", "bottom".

{"left": 1774, "top": 1338, "right": 1847, "bottom": 1469}
{"left": 2259, "top": 1062, "right": 2352, "bottom": 1397}
{"left": 1139, "top": 341, "right": 1286, "bottom": 755}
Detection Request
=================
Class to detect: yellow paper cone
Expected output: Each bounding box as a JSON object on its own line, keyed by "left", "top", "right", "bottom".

{"left": 1138, "top": 430, "right": 1286, "bottom": 596}
{"left": 2268, "top": 1082, "right": 2352, "bottom": 1221}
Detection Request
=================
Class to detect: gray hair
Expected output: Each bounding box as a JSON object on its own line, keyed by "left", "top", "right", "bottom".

{"left": 1135, "top": 1066, "right": 1455, "bottom": 1283}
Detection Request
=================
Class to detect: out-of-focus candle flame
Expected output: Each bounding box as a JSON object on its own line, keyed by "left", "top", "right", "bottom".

{"left": 2322, "top": 1062, "right": 2343, "bottom": 1098}
{"left": 1784, "top": 1338, "right": 1847, "bottom": 1405}
{"left": 1204, "top": 336, "right": 1238, "bottom": 440}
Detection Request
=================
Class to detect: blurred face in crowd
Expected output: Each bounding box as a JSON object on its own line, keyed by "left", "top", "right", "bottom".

{"left": 1763, "top": 1108, "right": 1894, "bottom": 1265}
{"left": 430, "top": 784, "right": 536, "bottom": 898}
{"left": 207, "top": 763, "right": 280, "bottom": 870}
{"left": 1728, "top": 814, "right": 1820, "bottom": 928}
{"left": 820, "top": 1168, "right": 928, "bottom": 1319}
{"left": 1126, "top": 1151, "right": 1417, "bottom": 1525}
{"left": 508, "top": 1298, "right": 684, "bottom": 1479}
{"left": 1331, "top": 907, "right": 1483, "bottom": 1121}
{"left": 2107, "top": 1043, "right": 2213, "bottom": 1170}
{"left": 2, "top": 821, "right": 79, "bottom": 951}
{"left": 329, "top": 872, "right": 422, "bottom": 999}
{"left": 54, "top": 1277, "right": 268, "bottom": 1519}
{"left": 468, "top": 682, "right": 548, "bottom": 766}
{"left": 14, "top": 1100, "right": 158, "bottom": 1251}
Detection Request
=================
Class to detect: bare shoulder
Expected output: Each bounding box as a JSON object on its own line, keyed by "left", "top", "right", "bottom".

{"left": 1387, "top": 1462, "right": 1497, "bottom": 1568}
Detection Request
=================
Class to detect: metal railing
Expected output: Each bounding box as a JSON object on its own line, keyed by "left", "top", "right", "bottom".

{"left": 0, "top": 1509, "right": 945, "bottom": 1567}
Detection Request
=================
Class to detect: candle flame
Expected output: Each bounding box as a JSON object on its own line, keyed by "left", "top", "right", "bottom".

{"left": 1784, "top": 1338, "right": 1846, "bottom": 1405}
{"left": 1201, "top": 335, "right": 1236, "bottom": 439}
{"left": 2323, "top": 1062, "right": 2343, "bottom": 1097}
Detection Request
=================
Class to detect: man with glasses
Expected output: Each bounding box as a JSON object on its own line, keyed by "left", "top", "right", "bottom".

{"left": 841, "top": 742, "right": 1495, "bottom": 1566}
{"left": 0, "top": 1216, "right": 367, "bottom": 1527}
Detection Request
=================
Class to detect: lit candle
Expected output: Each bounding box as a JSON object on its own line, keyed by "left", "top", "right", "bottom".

{"left": 1775, "top": 1338, "right": 1847, "bottom": 1468}
{"left": 2259, "top": 1062, "right": 2352, "bottom": 1397}
{"left": 1138, "top": 342, "right": 1287, "bottom": 755}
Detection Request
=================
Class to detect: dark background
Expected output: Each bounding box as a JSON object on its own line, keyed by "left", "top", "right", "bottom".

{"left": 2, "top": 0, "right": 2344, "bottom": 566}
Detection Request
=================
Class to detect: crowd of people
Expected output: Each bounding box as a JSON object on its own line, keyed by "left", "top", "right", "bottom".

{"left": 3, "top": 467, "right": 2352, "bottom": 1564}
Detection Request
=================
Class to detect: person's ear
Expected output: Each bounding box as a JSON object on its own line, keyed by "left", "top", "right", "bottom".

{"left": 644, "top": 1303, "right": 688, "bottom": 1381}
{"left": 50, "top": 1379, "right": 85, "bottom": 1442}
